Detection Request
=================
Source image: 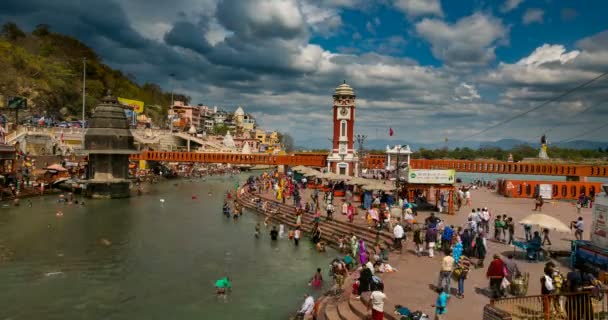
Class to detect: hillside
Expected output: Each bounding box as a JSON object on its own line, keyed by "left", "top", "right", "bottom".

{"left": 0, "top": 22, "right": 183, "bottom": 124}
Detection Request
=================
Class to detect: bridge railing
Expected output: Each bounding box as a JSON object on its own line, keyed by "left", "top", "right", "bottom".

{"left": 487, "top": 290, "right": 607, "bottom": 320}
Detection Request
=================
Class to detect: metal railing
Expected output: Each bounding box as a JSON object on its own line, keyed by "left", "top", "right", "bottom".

{"left": 490, "top": 291, "right": 608, "bottom": 320}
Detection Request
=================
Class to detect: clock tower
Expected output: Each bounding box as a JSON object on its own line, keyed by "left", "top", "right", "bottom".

{"left": 327, "top": 82, "right": 359, "bottom": 176}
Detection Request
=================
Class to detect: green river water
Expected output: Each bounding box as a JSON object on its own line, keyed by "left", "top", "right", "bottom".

{"left": 0, "top": 175, "right": 334, "bottom": 320}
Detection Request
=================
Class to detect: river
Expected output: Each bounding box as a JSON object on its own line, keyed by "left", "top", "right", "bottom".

{"left": 0, "top": 175, "right": 334, "bottom": 320}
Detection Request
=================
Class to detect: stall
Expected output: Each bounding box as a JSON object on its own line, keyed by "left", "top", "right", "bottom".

{"left": 401, "top": 168, "right": 456, "bottom": 215}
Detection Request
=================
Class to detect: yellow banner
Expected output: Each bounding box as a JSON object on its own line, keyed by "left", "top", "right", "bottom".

{"left": 118, "top": 97, "right": 144, "bottom": 113}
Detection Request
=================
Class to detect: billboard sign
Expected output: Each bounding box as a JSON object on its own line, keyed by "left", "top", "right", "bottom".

{"left": 117, "top": 97, "right": 144, "bottom": 113}
{"left": 592, "top": 204, "right": 608, "bottom": 249}
{"left": 6, "top": 96, "right": 27, "bottom": 109}
{"left": 539, "top": 184, "right": 553, "bottom": 200}
{"left": 406, "top": 169, "right": 455, "bottom": 184}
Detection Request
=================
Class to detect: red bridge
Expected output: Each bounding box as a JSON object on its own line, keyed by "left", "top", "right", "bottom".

{"left": 131, "top": 151, "right": 608, "bottom": 178}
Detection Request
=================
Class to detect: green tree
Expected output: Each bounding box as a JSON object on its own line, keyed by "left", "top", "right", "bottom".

{"left": 32, "top": 24, "right": 51, "bottom": 37}
{"left": 1, "top": 22, "right": 26, "bottom": 41}
{"left": 213, "top": 124, "right": 229, "bottom": 136}
{"left": 277, "top": 132, "right": 295, "bottom": 152}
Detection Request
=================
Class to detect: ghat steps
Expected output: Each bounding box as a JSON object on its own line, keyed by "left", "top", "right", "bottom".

{"left": 236, "top": 191, "right": 398, "bottom": 320}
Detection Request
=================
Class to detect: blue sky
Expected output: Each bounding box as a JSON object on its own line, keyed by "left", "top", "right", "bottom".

{"left": 1, "top": 0, "right": 608, "bottom": 147}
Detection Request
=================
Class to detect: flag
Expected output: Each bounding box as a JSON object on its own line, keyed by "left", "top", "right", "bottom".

{"left": 389, "top": 128, "right": 394, "bottom": 136}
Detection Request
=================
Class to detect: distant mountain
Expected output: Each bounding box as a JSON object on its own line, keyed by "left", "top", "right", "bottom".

{"left": 295, "top": 137, "right": 608, "bottom": 151}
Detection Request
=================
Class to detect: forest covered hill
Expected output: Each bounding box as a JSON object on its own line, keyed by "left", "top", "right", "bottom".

{"left": 0, "top": 22, "right": 186, "bottom": 125}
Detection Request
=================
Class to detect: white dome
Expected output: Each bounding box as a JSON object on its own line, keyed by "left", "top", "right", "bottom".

{"left": 188, "top": 126, "right": 196, "bottom": 134}
{"left": 241, "top": 143, "right": 251, "bottom": 154}
{"left": 334, "top": 82, "right": 355, "bottom": 96}
{"left": 234, "top": 106, "right": 245, "bottom": 115}
{"left": 223, "top": 131, "right": 236, "bottom": 148}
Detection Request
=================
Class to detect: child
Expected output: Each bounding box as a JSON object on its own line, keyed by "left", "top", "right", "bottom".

{"left": 432, "top": 287, "right": 448, "bottom": 319}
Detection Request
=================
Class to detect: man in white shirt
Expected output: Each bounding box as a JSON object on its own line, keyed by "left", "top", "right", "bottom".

{"left": 342, "top": 201, "right": 348, "bottom": 216}
{"left": 326, "top": 203, "right": 334, "bottom": 220}
{"left": 393, "top": 220, "right": 405, "bottom": 252}
{"left": 438, "top": 249, "right": 455, "bottom": 294}
{"left": 481, "top": 208, "right": 491, "bottom": 233}
{"left": 369, "top": 283, "right": 387, "bottom": 320}
{"left": 574, "top": 217, "right": 584, "bottom": 240}
{"left": 298, "top": 294, "right": 315, "bottom": 319}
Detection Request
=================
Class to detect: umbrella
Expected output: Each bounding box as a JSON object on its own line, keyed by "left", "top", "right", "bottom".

{"left": 318, "top": 172, "right": 341, "bottom": 180}
{"left": 346, "top": 177, "right": 374, "bottom": 185}
{"left": 362, "top": 182, "right": 396, "bottom": 191}
{"left": 519, "top": 214, "right": 571, "bottom": 233}
{"left": 292, "top": 165, "right": 309, "bottom": 173}
{"left": 45, "top": 164, "right": 67, "bottom": 172}
{"left": 328, "top": 173, "right": 352, "bottom": 181}
{"left": 305, "top": 169, "right": 324, "bottom": 177}
{"left": 389, "top": 206, "right": 402, "bottom": 217}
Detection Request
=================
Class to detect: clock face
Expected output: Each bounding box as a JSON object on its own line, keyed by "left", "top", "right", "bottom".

{"left": 340, "top": 107, "right": 348, "bottom": 116}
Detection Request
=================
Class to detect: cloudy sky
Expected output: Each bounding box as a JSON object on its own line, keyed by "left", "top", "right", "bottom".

{"left": 2, "top": 0, "right": 608, "bottom": 147}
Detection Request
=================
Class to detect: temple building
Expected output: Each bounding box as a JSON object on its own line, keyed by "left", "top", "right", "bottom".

{"left": 83, "top": 94, "right": 137, "bottom": 198}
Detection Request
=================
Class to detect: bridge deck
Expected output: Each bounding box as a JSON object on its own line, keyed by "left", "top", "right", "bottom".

{"left": 130, "top": 151, "right": 608, "bottom": 178}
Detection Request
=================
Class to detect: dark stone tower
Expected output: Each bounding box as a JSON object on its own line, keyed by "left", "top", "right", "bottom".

{"left": 83, "top": 93, "right": 136, "bottom": 198}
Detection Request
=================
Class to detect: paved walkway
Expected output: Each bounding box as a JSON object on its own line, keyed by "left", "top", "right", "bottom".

{"left": 376, "top": 188, "right": 586, "bottom": 319}
{"left": 263, "top": 185, "right": 589, "bottom": 319}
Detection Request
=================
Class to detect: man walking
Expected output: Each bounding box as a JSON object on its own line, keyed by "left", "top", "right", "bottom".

{"left": 438, "top": 249, "right": 454, "bottom": 294}
{"left": 393, "top": 219, "right": 405, "bottom": 253}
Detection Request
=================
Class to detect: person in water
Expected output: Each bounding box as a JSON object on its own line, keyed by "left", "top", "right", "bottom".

{"left": 215, "top": 276, "right": 232, "bottom": 300}
{"left": 255, "top": 223, "right": 261, "bottom": 238}
{"left": 270, "top": 226, "right": 279, "bottom": 241}
{"left": 309, "top": 268, "right": 323, "bottom": 289}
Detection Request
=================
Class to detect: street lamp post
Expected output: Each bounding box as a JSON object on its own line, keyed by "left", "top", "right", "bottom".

{"left": 356, "top": 134, "right": 366, "bottom": 177}
{"left": 395, "top": 145, "right": 402, "bottom": 199}
{"left": 169, "top": 73, "right": 175, "bottom": 131}
{"left": 82, "top": 58, "right": 86, "bottom": 123}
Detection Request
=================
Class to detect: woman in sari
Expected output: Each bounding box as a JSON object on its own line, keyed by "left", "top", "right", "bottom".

{"left": 347, "top": 203, "right": 355, "bottom": 223}
{"left": 358, "top": 239, "right": 368, "bottom": 265}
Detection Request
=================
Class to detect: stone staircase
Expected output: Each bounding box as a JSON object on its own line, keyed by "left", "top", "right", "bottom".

{"left": 237, "top": 191, "right": 400, "bottom": 320}
{"left": 237, "top": 192, "right": 394, "bottom": 249}
{"left": 313, "top": 274, "right": 399, "bottom": 320}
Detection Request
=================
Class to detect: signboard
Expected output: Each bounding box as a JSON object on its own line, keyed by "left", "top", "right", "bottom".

{"left": 406, "top": 169, "right": 455, "bottom": 184}
{"left": 539, "top": 184, "right": 552, "bottom": 200}
{"left": 5, "top": 96, "right": 27, "bottom": 109}
{"left": 117, "top": 97, "right": 144, "bottom": 113}
{"left": 591, "top": 204, "right": 608, "bottom": 249}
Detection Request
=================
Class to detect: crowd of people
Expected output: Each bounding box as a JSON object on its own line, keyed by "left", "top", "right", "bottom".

{"left": 237, "top": 169, "right": 601, "bottom": 320}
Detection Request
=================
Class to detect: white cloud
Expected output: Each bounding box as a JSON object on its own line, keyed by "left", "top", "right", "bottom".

{"left": 454, "top": 83, "right": 481, "bottom": 101}
{"left": 522, "top": 8, "right": 544, "bottom": 25}
{"left": 517, "top": 44, "right": 579, "bottom": 66}
{"left": 501, "top": 0, "right": 524, "bottom": 13}
{"left": 300, "top": 0, "right": 343, "bottom": 36}
{"left": 393, "top": 0, "right": 443, "bottom": 18}
{"left": 485, "top": 46, "right": 590, "bottom": 87}
{"left": 415, "top": 13, "right": 508, "bottom": 68}
{"left": 205, "top": 21, "right": 233, "bottom": 45}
